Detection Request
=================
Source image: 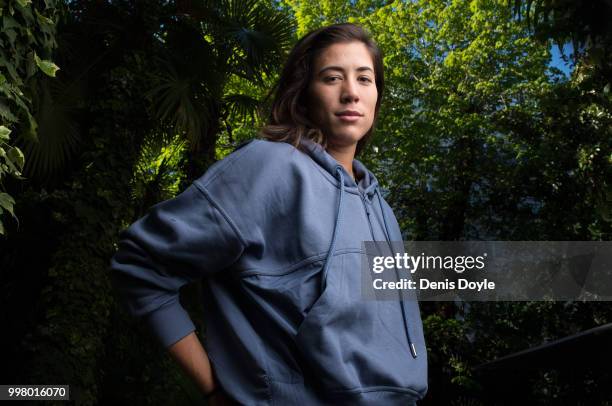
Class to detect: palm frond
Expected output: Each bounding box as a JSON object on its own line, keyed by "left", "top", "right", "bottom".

{"left": 147, "top": 56, "right": 212, "bottom": 148}
{"left": 17, "top": 74, "right": 81, "bottom": 181}
{"left": 147, "top": 18, "right": 227, "bottom": 149}
{"left": 223, "top": 93, "right": 261, "bottom": 126}
{"left": 219, "top": 0, "right": 295, "bottom": 84}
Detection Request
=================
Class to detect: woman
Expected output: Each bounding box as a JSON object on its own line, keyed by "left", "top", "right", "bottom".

{"left": 110, "top": 23, "right": 428, "bottom": 405}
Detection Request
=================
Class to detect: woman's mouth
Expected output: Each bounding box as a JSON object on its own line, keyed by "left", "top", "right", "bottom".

{"left": 335, "top": 110, "right": 363, "bottom": 122}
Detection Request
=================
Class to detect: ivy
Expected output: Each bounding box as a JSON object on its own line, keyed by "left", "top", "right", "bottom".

{"left": 0, "top": 0, "right": 60, "bottom": 235}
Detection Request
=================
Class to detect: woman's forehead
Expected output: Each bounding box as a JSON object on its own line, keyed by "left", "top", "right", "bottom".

{"left": 314, "top": 42, "right": 374, "bottom": 71}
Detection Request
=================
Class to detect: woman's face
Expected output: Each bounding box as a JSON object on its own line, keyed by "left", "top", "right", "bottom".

{"left": 307, "top": 41, "right": 378, "bottom": 149}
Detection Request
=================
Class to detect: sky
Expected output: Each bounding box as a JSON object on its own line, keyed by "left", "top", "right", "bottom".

{"left": 549, "top": 42, "right": 574, "bottom": 78}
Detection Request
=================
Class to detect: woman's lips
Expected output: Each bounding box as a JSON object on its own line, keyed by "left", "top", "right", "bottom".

{"left": 336, "top": 110, "right": 362, "bottom": 123}
{"left": 336, "top": 114, "right": 361, "bottom": 122}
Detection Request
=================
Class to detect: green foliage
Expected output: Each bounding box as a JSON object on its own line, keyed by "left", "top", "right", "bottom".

{"left": 215, "top": 72, "right": 275, "bottom": 159}
{"left": 17, "top": 72, "right": 82, "bottom": 181}
{"left": 149, "top": 0, "right": 295, "bottom": 180}
{"left": 0, "top": 0, "right": 60, "bottom": 234}
{"left": 511, "top": 0, "right": 612, "bottom": 75}
{"left": 0, "top": 126, "right": 24, "bottom": 232}
{"left": 423, "top": 312, "right": 479, "bottom": 393}
{"left": 131, "top": 132, "right": 187, "bottom": 217}
{"left": 33, "top": 51, "right": 59, "bottom": 77}
{"left": 18, "top": 57, "right": 148, "bottom": 403}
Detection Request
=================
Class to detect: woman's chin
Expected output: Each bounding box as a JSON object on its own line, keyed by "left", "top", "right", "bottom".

{"left": 326, "top": 130, "right": 366, "bottom": 147}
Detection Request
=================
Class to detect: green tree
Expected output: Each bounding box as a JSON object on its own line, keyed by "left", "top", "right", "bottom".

{"left": 509, "top": 0, "right": 612, "bottom": 238}
{"left": 149, "top": 0, "right": 294, "bottom": 181}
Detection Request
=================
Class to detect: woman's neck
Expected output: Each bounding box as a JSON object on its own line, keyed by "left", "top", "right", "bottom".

{"left": 326, "top": 143, "right": 357, "bottom": 181}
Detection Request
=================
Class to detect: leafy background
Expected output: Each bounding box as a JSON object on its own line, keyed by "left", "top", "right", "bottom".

{"left": 0, "top": 0, "right": 611, "bottom": 404}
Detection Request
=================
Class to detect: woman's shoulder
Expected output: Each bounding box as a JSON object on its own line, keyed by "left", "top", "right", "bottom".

{"left": 237, "top": 138, "right": 300, "bottom": 162}
{"left": 194, "top": 138, "right": 307, "bottom": 190}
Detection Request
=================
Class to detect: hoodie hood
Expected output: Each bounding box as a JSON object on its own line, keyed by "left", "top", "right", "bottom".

{"left": 298, "top": 136, "right": 380, "bottom": 201}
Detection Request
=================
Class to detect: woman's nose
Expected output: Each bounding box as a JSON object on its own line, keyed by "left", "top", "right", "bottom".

{"left": 341, "top": 79, "right": 360, "bottom": 103}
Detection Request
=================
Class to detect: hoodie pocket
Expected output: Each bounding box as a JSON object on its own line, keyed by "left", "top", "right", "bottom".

{"left": 239, "top": 256, "right": 344, "bottom": 386}
{"left": 295, "top": 255, "right": 343, "bottom": 335}
{"left": 293, "top": 252, "right": 426, "bottom": 398}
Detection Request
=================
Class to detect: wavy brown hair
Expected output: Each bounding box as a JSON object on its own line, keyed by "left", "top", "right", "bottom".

{"left": 258, "top": 23, "right": 384, "bottom": 156}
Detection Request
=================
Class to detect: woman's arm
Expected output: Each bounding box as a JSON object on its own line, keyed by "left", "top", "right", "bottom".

{"left": 168, "top": 331, "right": 217, "bottom": 395}
{"left": 168, "top": 332, "right": 235, "bottom": 405}
{"left": 110, "top": 183, "right": 245, "bottom": 348}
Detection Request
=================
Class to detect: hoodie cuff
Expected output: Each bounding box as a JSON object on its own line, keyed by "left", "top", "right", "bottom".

{"left": 144, "top": 299, "right": 196, "bottom": 348}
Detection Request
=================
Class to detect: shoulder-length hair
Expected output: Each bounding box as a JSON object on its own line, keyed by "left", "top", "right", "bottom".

{"left": 258, "top": 23, "right": 384, "bottom": 156}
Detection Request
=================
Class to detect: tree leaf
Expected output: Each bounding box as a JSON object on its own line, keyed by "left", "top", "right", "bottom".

{"left": 35, "top": 9, "right": 54, "bottom": 26}
{"left": 7, "top": 146, "right": 24, "bottom": 171}
{"left": 0, "top": 192, "right": 15, "bottom": 218}
{"left": 34, "top": 52, "right": 60, "bottom": 77}
{"left": 0, "top": 125, "right": 10, "bottom": 141}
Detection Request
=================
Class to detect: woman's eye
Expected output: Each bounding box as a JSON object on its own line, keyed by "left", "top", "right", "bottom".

{"left": 325, "top": 76, "right": 341, "bottom": 83}
{"left": 359, "top": 76, "right": 373, "bottom": 83}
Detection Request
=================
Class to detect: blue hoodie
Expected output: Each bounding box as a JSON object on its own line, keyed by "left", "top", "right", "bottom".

{"left": 110, "top": 137, "right": 428, "bottom": 405}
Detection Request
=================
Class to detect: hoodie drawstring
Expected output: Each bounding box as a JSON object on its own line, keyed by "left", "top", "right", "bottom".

{"left": 375, "top": 189, "right": 418, "bottom": 359}
{"left": 318, "top": 167, "right": 417, "bottom": 360}
{"left": 320, "top": 166, "right": 345, "bottom": 293}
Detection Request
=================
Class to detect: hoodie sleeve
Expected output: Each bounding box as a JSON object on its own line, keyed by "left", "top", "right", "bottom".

{"left": 109, "top": 182, "right": 246, "bottom": 348}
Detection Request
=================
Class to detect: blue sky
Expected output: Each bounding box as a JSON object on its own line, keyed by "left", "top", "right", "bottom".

{"left": 549, "top": 42, "right": 574, "bottom": 78}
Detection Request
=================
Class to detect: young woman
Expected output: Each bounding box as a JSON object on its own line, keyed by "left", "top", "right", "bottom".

{"left": 110, "top": 23, "right": 428, "bottom": 405}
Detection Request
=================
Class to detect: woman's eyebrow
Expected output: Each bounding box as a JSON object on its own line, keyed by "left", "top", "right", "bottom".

{"left": 318, "top": 65, "right": 374, "bottom": 75}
